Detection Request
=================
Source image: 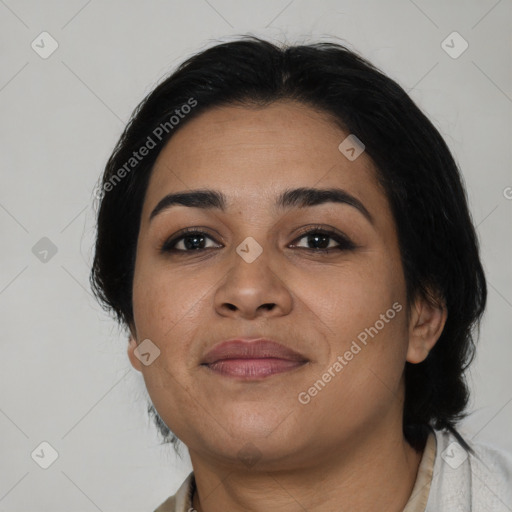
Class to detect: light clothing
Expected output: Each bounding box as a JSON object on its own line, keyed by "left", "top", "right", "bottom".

{"left": 154, "top": 428, "right": 512, "bottom": 511}
{"left": 424, "top": 429, "right": 512, "bottom": 511}
{"left": 402, "top": 429, "right": 436, "bottom": 512}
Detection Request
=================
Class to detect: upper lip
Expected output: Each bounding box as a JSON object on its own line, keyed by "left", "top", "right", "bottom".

{"left": 201, "top": 338, "right": 308, "bottom": 365}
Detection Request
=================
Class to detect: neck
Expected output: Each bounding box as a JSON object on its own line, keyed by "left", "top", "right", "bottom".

{"left": 189, "top": 420, "right": 425, "bottom": 512}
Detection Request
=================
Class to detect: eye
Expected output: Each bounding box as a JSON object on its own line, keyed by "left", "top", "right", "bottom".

{"left": 160, "top": 225, "right": 356, "bottom": 255}
{"left": 290, "top": 226, "right": 356, "bottom": 252}
{"left": 160, "top": 228, "right": 222, "bottom": 253}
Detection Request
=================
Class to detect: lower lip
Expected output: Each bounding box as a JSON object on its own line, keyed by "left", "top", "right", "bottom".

{"left": 203, "top": 358, "right": 307, "bottom": 379}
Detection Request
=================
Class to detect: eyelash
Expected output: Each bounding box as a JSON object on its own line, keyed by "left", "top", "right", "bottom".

{"left": 159, "top": 225, "right": 357, "bottom": 255}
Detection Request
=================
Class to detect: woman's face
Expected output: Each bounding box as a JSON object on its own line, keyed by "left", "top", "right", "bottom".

{"left": 128, "top": 100, "right": 421, "bottom": 469}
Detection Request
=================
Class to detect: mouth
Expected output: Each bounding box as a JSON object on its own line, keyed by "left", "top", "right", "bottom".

{"left": 201, "top": 338, "right": 309, "bottom": 380}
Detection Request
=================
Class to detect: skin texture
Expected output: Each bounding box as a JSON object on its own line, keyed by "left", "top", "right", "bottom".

{"left": 127, "top": 100, "right": 447, "bottom": 512}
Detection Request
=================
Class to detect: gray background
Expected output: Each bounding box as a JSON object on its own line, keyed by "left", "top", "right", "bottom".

{"left": 0, "top": 0, "right": 511, "bottom": 510}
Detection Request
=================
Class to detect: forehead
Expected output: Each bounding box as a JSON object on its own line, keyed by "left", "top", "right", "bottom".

{"left": 143, "top": 100, "right": 385, "bottom": 215}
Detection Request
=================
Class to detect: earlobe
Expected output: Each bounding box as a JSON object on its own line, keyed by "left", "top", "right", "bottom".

{"left": 127, "top": 335, "right": 143, "bottom": 372}
{"left": 406, "top": 294, "right": 447, "bottom": 364}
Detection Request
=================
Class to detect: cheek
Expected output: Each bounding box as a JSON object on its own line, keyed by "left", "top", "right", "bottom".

{"left": 132, "top": 259, "right": 210, "bottom": 389}
{"left": 305, "top": 314, "right": 408, "bottom": 440}
{"left": 316, "top": 257, "right": 405, "bottom": 333}
{"left": 132, "top": 255, "right": 201, "bottom": 337}
{"left": 311, "top": 256, "right": 408, "bottom": 390}
{"left": 131, "top": 266, "right": 204, "bottom": 427}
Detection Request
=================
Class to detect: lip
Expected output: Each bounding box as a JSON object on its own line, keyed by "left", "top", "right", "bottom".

{"left": 201, "top": 338, "right": 308, "bottom": 379}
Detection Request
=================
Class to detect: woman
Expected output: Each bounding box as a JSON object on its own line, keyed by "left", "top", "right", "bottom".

{"left": 90, "top": 37, "right": 512, "bottom": 511}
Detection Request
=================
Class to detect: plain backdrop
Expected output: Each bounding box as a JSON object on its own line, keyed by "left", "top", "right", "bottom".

{"left": 0, "top": 1, "right": 511, "bottom": 510}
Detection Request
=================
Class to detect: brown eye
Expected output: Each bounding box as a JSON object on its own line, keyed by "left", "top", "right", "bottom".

{"left": 291, "top": 227, "right": 356, "bottom": 252}
{"left": 160, "top": 229, "right": 221, "bottom": 253}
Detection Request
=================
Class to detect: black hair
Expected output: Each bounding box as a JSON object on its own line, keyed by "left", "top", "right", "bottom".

{"left": 90, "top": 36, "right": 486, "bottom": 453}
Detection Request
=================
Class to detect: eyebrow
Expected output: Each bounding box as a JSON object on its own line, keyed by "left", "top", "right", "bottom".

{"left": 149, "top": 187, "right": 374, "bottom": 224}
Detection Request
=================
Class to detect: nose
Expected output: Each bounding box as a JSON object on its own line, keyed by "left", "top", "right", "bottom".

{"left": 213, "top": 242, "right": 293, "bottom": 320}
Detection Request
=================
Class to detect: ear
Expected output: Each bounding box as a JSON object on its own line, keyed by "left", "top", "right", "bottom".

{"left": 406, "top": 291, "right": 447, "bottom": 364}
{"left": 127, "top": 329, "right": 143, "bottom": 372}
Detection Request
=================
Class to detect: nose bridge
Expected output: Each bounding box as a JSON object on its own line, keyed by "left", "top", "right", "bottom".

{"left": 213, "top": 234, "right": 293, "bottom": 317}
{"left": 230, "top": 235, "right": 276, "bottom": 289}
{"left": 229, "top": 206, "right": 275, "bottom": 271}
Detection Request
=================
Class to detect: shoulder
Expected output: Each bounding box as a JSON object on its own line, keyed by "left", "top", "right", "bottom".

{"left": 426, "top": 428, "right": 512, "bottom": 511}
{"left": 153, "top": 472, "right": 195, "bottom": 512}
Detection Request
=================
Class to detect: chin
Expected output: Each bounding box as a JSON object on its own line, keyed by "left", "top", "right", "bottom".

{"left": 222, "top": 402, "right": 296, "bottom": 437}
{"left": 203, "top": 433, "right": 305, "bottom": 470}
